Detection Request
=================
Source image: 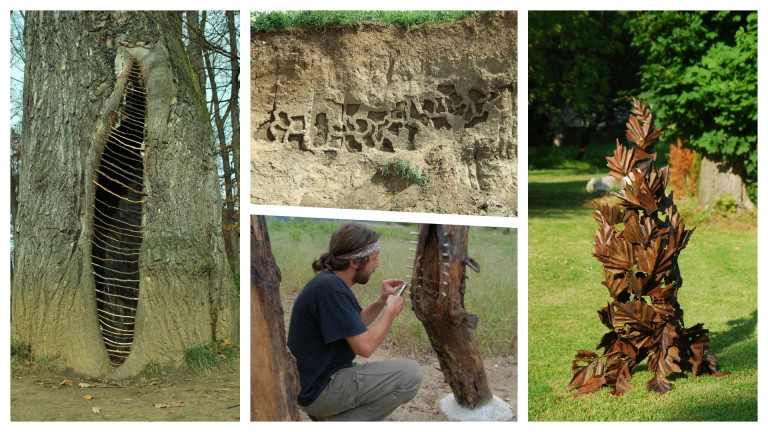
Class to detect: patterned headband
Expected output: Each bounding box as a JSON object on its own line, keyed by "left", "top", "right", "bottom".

{"left": 324, "top": 240, "right": 380, "bottom": 270}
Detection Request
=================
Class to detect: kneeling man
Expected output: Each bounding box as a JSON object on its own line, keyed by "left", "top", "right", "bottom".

{"left": 287, "top": 223, "right": 423, "bottom": 421}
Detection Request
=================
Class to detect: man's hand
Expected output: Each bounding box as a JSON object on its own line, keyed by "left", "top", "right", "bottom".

{"left": 349, "top": 293, "right": 406, "bottom": 358}
{"left": 385, "top": 294, "right": 406, "bottom": 317}
{"left": 380, "top": 279, "right": 405, "bottom": 301}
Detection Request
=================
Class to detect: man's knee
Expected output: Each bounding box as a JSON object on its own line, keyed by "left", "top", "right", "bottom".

{"left": 399, "top": 360, "right": 423, "bottom": 395}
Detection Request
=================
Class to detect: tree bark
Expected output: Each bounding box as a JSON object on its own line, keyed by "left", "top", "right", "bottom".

{"left": 410, "top": 224, "right": 493, "bottom": 409}
{"left": 250, "top": 216, "right": 301, "bottom": 421}
{"left": 698, "top": 155, "right": 755, "bottom": 212}
{"left": 12, "top": 11, "right": 238, "bottom": 377}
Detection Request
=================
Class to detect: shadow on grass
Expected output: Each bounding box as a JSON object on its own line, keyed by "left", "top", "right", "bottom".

{"left": 708, "top": 309, "right": 758, "bottom": 372}
{"left": 666, "top": 391, "right": 758, "bottom": 421}
{"left": 529, "top": 178, "right": 602, "bottom": 216}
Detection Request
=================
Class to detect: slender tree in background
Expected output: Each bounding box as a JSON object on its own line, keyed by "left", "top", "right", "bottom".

{"left": 184, "top": 11, "right": 240, "bottom": 271}
{"left": 628, "top": 11, "right": 757, "bottom": 211}
{"left": 11, "top": 11, "right": 238, "bottom": 377}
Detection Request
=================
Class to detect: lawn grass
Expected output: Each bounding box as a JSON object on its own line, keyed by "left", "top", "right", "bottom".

{"left": 528, "top": 169, "right": 757, "bottom": 421}
{"left": 265, "top": 218, "right": 517, "bottom": 358}
{"left": 251, "top": 10, "right": 482, "bottom": 32}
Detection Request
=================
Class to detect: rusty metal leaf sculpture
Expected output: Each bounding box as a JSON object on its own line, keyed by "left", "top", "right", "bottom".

{"left": 568, "top": 98, "right": 730, "bottom": 397}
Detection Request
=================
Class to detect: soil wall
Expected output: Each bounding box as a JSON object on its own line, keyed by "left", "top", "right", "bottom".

{"left": 251, "top": 12, "right": 517, "bottom": 216}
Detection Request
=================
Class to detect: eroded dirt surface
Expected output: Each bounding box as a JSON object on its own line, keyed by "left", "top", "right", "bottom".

{"left": 251, "top": 12, "right": 518, "bottom": 217}
{"left": 11, "top": 351, "right": 515, "bottom": 422}
{"left": 10, "top": 369, "right": 240, "bottom": 421}
{"left": 292, "top": 348, "right": 517, "bottom": 422}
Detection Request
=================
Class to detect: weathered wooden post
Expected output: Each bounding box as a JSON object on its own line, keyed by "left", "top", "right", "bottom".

{"left": 250, "top": 215, "right": 301, "bottom": 421}
{"left": 410, "top": 224, "right": 513, "bottom": 420}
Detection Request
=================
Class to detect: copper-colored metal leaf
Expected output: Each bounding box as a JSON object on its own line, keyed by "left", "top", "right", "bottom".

{"left": 613, "top": 300, "right": 659, "bottom": 331}
{"left": 704, "top": 355, "right": 731, "bottom": 377}
{"left": 572, "top": 375, "right": 607, "bottom": 398}
{"left": 593, "top": 201, "right": 624, "bottom": 227}
{"left": 601, "top": 269, "right": 629, "bottom": 299}
{"left": 594, "top": 234, "right": 635, "bottom": 272}
{"left": 646, "top": 373, "right": 673, "bottom": 394}
{"left": 568, "top": 350, "right": 602, "bottom": 391}
{"left": 606, "top": 140, "right": 636, "bottom": 181}
{"left": 613, "top": 170, "right": 659, "bottom": 212}
{"left": 610, "top": 377, "right": 633, "bottom": 396}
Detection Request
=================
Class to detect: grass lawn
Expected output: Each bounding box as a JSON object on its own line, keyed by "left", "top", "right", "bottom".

{"left": 251, "top": 10, "right": 482, "bottom": 31}
{"left": 528, "top": 169, "right": 757, "bottom": 421}
{"left": 264, "top": 218, "right": 517, "bottom": 358}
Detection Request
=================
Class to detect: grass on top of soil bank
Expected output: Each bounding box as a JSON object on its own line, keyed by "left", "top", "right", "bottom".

{"left": 528, "top": 169, "right": 757, "bottom": 421}
{"left": 251, "top": 10, "right": 483, "bottom": 31}
{"left": 264, "top": 217, "right": 517, "bottom": 358}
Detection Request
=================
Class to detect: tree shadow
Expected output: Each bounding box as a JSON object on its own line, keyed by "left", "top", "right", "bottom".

{"left": 666, "top": 395, "right": 757, "bottom": 421}
{"left": 708, "top": 309, "right": 758, "bottom": 370}
{"left": 529, "top": 177, "right": 610, "bottom": 217}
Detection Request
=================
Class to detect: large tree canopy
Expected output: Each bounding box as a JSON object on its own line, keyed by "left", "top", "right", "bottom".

{"left": 627, "top": 11, "right": 757, "bottom": 203}
{"left": 528, "top": 11, "right": 640, "bottom": 145}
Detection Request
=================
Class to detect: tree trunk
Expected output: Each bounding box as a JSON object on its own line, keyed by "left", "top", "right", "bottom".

{"left": 698, "top": 155, "right": 755, "bottom": 212}
{"left": 11, "top": 11, "right": 238, "bottom": 377}
{"left": 410, "top": 224, "right": 493, "bottom": 409}
{"left": 227, "top": 11, "right": 241, "bottom": 187}
{"left": 204, "top": 44, "right": 238, "bottom": 270}
{"left": 250, "top": 216, "right": 301, "bottom": 421}
{"left": 184, "top": 11, "right": 207, "bottom": 96}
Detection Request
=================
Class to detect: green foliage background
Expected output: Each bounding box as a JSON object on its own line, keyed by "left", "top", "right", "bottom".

{"left": 528, "top": 11, "right": 757, "bottom": 200}
{"left": 628, "top": 11, "right": 757, "bottom": 192}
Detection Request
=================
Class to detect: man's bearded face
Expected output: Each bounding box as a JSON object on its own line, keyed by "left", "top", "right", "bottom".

{"left": 352, "top": 252, "right": 379, "bottom": 285}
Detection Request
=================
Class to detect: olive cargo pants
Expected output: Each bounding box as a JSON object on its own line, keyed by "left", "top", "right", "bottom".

{"left": 301, "top": 359, "right": 423, "bottom": 421}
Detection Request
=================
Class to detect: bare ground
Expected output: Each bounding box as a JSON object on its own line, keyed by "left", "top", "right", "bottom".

{"left": 10, "top": 369, "right": 240, "bottom": 421}
{"left": 10, "top": 350, "right": 516, "bottom": 422}
{"left": 362, "top": 349, "right": 517, "bottom": 422}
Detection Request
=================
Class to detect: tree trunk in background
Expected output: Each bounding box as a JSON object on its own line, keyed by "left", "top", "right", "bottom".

{"left": 11, "top": 11, "right": 238, "bottom": 377}
{"left": 410, "top": 224, "right": 493, "bottom": 409}
{"left": 698, "top": 155, "right": 755, "bottom": 212}
{"left": 204, "top": 46, "right": 238, "bottom": 270}
{"left": 250, "top": 215, "right": 301, "bottom": 421}
{"left": 227, "top": 11, "right": 241, "bottom": 187}
{"left": 184, "top": 11, "right": 207, "bottom": 95}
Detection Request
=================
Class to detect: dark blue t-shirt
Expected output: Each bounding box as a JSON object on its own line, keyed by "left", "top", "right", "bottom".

{"left": 287, "top": 271, "right": 368, "bottom": 406}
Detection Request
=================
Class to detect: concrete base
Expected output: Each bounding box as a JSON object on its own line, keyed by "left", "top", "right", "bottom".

{"left": 439, "top": 394, "right": 515, "bottom": 421}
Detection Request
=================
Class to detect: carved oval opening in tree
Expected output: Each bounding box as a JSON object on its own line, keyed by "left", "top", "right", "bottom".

{"left": 91, "top": 60, "right": 147, "bottom": 366}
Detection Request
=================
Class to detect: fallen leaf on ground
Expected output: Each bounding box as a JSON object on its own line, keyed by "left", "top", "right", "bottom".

{"left": 79, "top": 383, "right": 92, "bottom": 388}
{"left": 83, "top": 395, "right": 100, "bottom": 400}
{"left": 91, "top": 407, "right": 101, "bottom": 414}
{"left": 153, "top": 402, "right": 186, "bottom": 408}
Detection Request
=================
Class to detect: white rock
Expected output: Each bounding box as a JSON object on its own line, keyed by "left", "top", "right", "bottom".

{"left": 439, "top": 394, "right": 515, "bottom": 421}
{"left": 586, "top": 177, "right": 611, "bottom": 195}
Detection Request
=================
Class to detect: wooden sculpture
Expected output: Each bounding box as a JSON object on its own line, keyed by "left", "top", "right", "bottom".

{"left": 567, "top": 98, "right": 729, "bottom": 397}
{"left": 410, "top": 224, "right": 493, "bottom": 409}
{"left": 250, "top": 215, "right": 301, "bottom": 420}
